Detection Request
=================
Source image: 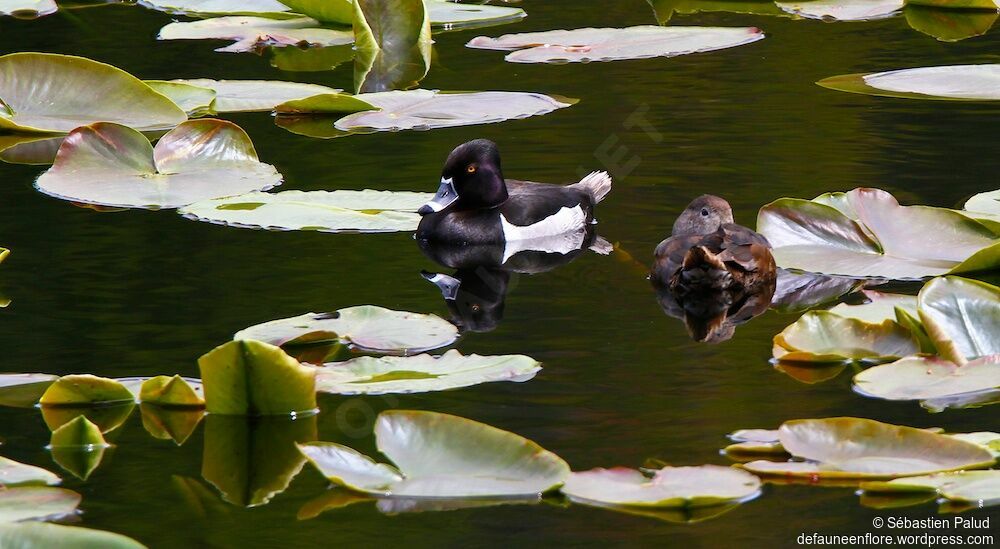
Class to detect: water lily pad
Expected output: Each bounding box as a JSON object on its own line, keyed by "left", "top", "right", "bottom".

{"left": 139, "top": 404, "right": 204, "bottom": 445}
{"left": 949, "top": 432, "right": 1000, "bottom": 457}
{"left": 269, "top": 45, "right": 356, "bottom": 72}
{"left": 159, "top": 16, "right": 354, "bottom": 53}
{"left": 236, "top": 305, "right": 457, "bottom": 353}
{"left": 36, "top": 120, "right": 281, "bottom": 210}
{"left": 139, "top": 375, "right": 205, "bottom": 408}
{"left": 818, "top": 64, "right": 1000, "bottom": 101}
{"left": 775, "top": 0, "right": 903, "bottom": 21}
{"left": 771, "top": 270, "right": 871, "bottom": 312}
{"left": 276, "top": 0, "right": 524, "bottom": 27}
{"left": 198, "top": 339, "right": 317, "bottom": 416}
{"left": 757, "top": 188, "right": 1000, "bottom": 278}
{"left": 298, "top": 410, "right": 569, "bottom": 497}
{"left": 39, "top": 375, "right": 133, "bottom": 407}
{"left": 0, "top": 0, "right": 56, "bottom": 17}
{"left": 275, "top": 0, "right": 351, "bottom": 23}
{"left": 0, "top": 53, "right": 186, "bottom": 133}
{"left": 965, "top": 189, "right": 1000, "bottom": 216}
{"left": 723, "top": 429, "right": 787, "bottom": 456}
{"left": 0, "top": 487, "right": 80, "bottom": 523}
{"left": 49, "top": 416, "right": 109, "bottom": 480}
{"left": 854, "top": 355, "right": 1000, "bottom": 401}
{"left": 0, "top": 522, "right": 145, "bottom": 548}
{"left": 41, "top": 403, "right": 135, "bottom": 434}
{"left": 316, "top": 350, "right": 540, "bottom": 395}
{"left": 861, "top": 470, "right": 1000, "bottom": 506}
{"left": 918, "top": 276, "right": 1000, "bottom": 365}
{"left": 144, "top": 80, "right": 217, "bottom": 116}
{"left": 0, "top": 457, "right": 60, "bottom": 487}
{"left": 907, "top": 0, "right": 999, "bottom": 7}
{"left": 0, "top": 373, "right": 58, "bottom": 408}
{"left": 180, "top": 190, "right": 430, "bottom": 233}
{"left": 561, "top": 466, "right": 761, "bottom": 508}
{"left": 772, "top": 311, "right": 919, "bottom": 363}
{"left": 140, "top": 0, "right": 294, "bottom": 17}
{"left": 353, "top": 0, "right": 432, "bottom": 93}
{"left": 166, "top": 79, "right": 341, "bottom": 113}
{"left": 466, "top": 26, "right": 764, "bottom": 64}
{"left": 742, "top": 418, "right": 995, "bottom": 479}
{"left": 904, "top": 5, "right": 998, "bottom": 42}
{"left": 828, "top": 291, "right": 918, "bottom": 323}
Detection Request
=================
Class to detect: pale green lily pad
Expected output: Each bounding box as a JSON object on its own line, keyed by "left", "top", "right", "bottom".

{"left": 198, "top": 339, "right": 317, "bottom": 416}
{"left": 275, "top": 0, "right": 351, "bottom": 23}
{"left": 35, "top": 120, "right": 281, "bottom": 210}
{"left": 757, "top": 188, "right": 1000, "bottom": 279}
{"left": 466, "top": 26, "right": 764, "bottom": 64}
{"left": 299, "top": 410, "right": 569, "bottom": 497}
{"left": 39, "top": 375, "right": 133, "bottom": 407}
{"left": 159, "top": 16, "right": 354, "bottom": 53}
{"left": 144, "top": 80, "right": 216, "bottom": 116}
{"left": 139, "top": 0, "right": 295, "bottom": 17}
{"left": 0, "top": 373, "right": 58, "bottom": 408}
{"left": 854, "top": 355, "right": 1000, "bottom": 401}
{"left": 0, "top": 522, "right": 146, "bottom": 548}
{"left": 0, "top": 0, "right": 56, "bottom": 17}
{"left": 819, "top": 64, "right": 1000, "bottom": 101}
{"left": 0, "top": 457, "right": 60, "bottom": 487}
{"left": 861, "top": 470, "right": 1000, "bottom": 506}
{"left": 949, "top": 432, "right": 1000, "bottom": 457}
{"left": 904, "top": 5, "right": 998, "bottom": 42}
{"left": 742, "top": 417, "right": 996, "bottom": 479}
{"left": 965, "top": 189, "right": 1000, "bottom": 216}
{"left": 167, "top": 79, "right": 341, "bottom": 113}
{"left": 276, "top": 0, "right": 524, "bottom": 27}
{"left": 179, "top": 190, "right": 430, "bottom": 233}
{"left": 907, "top": 0, "right": 999, "bottom": 7}
{"left": 235, "top": 305, "right": 457, "bottom": 353}
{"left": 772, "top": 311, "right": 919, "bottom": 363}
{"left": 723, "top": 429, "right": 786, "bottom": 456}
{"left": 561, "top": 466, "right": 761, "bottom": 507}
{"left": 353, "top": 0, "right": 432, "bottom": 93}
{"left": 0, "top": 53, "right": 186, "bottom": 133}
{"left": 269, "top": 45, "right": 356, "bottom": 72}
{"left": 139, "top": 376, "right": 205, "bottom": 408}
{"left": 828, "top": 291, "right": 918, "bottom": 324}
{"left": 775, "top": 0, "right": 903, "bottom": 21}
{"left": 0, "top": 487, "right": 80, "bottom": 523}
{"left": 316, "top": 350, "right": 540, "bottom": 395}
{"left": 918, "top": 276, "right": 1000, "bottom": 365}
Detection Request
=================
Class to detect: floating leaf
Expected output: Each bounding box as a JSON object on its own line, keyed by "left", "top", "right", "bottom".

{"left": 275, "top": 0, "right": 351, "bottom": 23}
{"left": 0, "top": 373, "right": 58, "bottom": 408}
{"left": 235, "top": 305, "right": 457, "bottom": 354}
{"left": 723, "top": 429, "right": 787, "bottom": 456}
{"left": 775, "top": 0, "right": 903, "bottom": 21}
{"left": 0, "top": 53, "right": 186, "bottom": 133}
{"left": 270, "top": 45, "right": 356, "bottom": 72}
{"left": 36, "top": 120, "right": 281, "bottom": 210}
{"left": 140, "top": 0, "right": 295, "bottom": 17}
{"left": 742, "top": 418, "right": 995, "bottom": 479}
{"left": 466, "top": 26, "right": 764, "bottom": 64}
{"left": 648, "top": 0, "right": 790, "bottom": 24}
{"left": 757, "top": 188, "right": 1000, "bottom": 278}
{"left": 0, "top": 487, "right": 80, "bottom": 523}
{"left": 0, "top": 457, "right": 60, "bottom": 487}
{"left": 180, "top": 190, "right": 431, "bottom": 233}
{"left": 562, "top": 466, "right": 761, "bottom": 508}
{"left": 819, "top": 64, "right": 1000, "bottom": 101}
{"left": 316, "top": 350, "right": 540, "bottom": 395}
{"left": 904, "top": 5, "right": 998, "bottom": 42}
{"left": 276, "top": 0, "right": 524, "bottom": 27}
{"left": 0, "top": 0, "right": 56, "bottom": 17}
{"left": 771, "top": 269, "right": 871, "bottom": 313}
{"left": 159, "top": 16, "right": 354, "bottom": 53}
{"left": 854, "top": 355, "right": 1000, "bottom": 402}
{"left": 918, "top": 276, "right": 1000, "bottom": 365}
{"left": 828, "top": 291, "right": 918, "bottom": 324}
{"left": 0, "top": 523, "right": 145, "bottom": 548}
{"left": 140, "top": 404, "right": 204, "bottom": 445}
{"left": 299, "top": 410, "right": 569, "bottom": 497}
{"left": 166, "top": 79, "right": 341, "bottom": 113}
{"left": 353, "top": 0, "right": 432, "bottom": 93}
{"left": 198, "top": 340, "right": 317, "bottom": 416}
{"left": 907, "top": 0, "right": 1000, "bottom": 8}
{"left": 772, "top": 311, "right": 919, "bottom": 363}
{"left": 39, "top": 375, "right": 133, "bottom": 407}
{"left": 144, "top": 80, "right": 216, "bottom": 116}
{"left": 861, "top": 470, "right": 1000, "bottom": 507}
{"left": 949, "top": 432, "right": 1000, "bottom": 457}
{"left": 139, "top": 375, "right": 205, "bottom": 408}
{"left": 965, "top": 189, "right": 1000, "bottom": 216}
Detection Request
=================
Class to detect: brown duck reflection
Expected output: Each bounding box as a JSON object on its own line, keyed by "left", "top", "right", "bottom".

{"left": 651, "top": 195, "right": 776, "bottom": 343}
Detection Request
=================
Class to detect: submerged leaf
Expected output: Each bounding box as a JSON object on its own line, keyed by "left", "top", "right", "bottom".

{"left": 0, "top": 487, "right": 80, "bottom": 524}
{"left": 0, "top": 522, "right": 145, "bottom": 548}
{"left": 854, "top": 355, "right": 1000, "bottom": 401}
{"left": 0, "top": 53, "right": 186, "bottom": 133}
{"left": 159, "top": 16, "right": 354, "bottom": 53}
{"left": 299, "top": 410, "right": 569, "bottom": 497}
{"left": 467, "top": 26, "right": 764, "bottom": 64}
{"left": 0, "top": 457, "right": 60, "bottom": 487}
{"left": 35, "top": 120, "right": 281, "bottom": 209}
{"left": 772, "top": 311, "right": 919, "bottom": 363}
{"left": 819, "top": 64, "right": 1000, "bottom": 101}
{"left": 180, "top": 190, "right": 430, "bottom": 233}
{"left": 198, "top": 340, "right": 317, "bottom": 416}
{"left": 39, "top": 375, "right": 133, "bottom": 406}
{"left": 235, "top": 305, "right": 457, "bottom": 353}
{"left": 167, "top": 79, "right": 341, "bottom": 113}
{"left": 562, "top": 466, "right": 761, "bottom": 507}
{"left": 316, "top": 350, "right": 540, "bottom": 394}
{"left": 917, "top": 276, "right": 1000, "bottom": 365}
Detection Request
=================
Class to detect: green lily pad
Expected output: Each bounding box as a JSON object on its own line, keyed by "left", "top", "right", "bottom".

{"left": 0, "top": 487, "right": 80, "bottom": 523}
{"left": 854, "top": 354, "right": 1000, "bottom": 402}
{"left": 139, "top": 0, "right": 295, "bottom": 17}
{"left": 159, "top": 16, "right": 354, "bottom": 53}
{"left": 35, "top": 119, "right": 281, "bottom": 210}
{"left": 562, "top": 466, "right": 761, "bottom": 508}
{"left": 0, "top": 0, "right": 56, "bottom": 17}
{"left": 138, "top": 376, "right": 205, "bottom": 408}
{"left": 861, "top": 470, "right": 1000, "bottom": 507}
{"left": 775, "top": 0, "right": 903, "bottom": 21}
{"left": 466, "top": 26, "right": 764, "bottom": 64}
{"left": 904, "top": 5, "right": 998, "bottom": 42}
{"left": 275, "top": 0, "right": 351, "bottom": 23}
{"left": 353, "top": 0, "right": 432, "bottom": 93}
{"left": 139, "top": 404, "right": 204, "bottom": 445}
{"left": 827, "top": 291, "right": 918, "bottom": 323}
{"left": 299, "top": 410, "right": 570, "bottom": 497}
{"left": 742, "top": 417, "right": 996, "bottom": 479}
{"left": 276, "top": 0, "right": 524, "bottom": 27}
{"left": 818, "top": 64, "right": 1000, "bottom": 101}
{"left": 0, "top": 522, "right": 146, "bottom": 548}
{"left": 316, "top": 350, "right": 540, "bottom": 395}
{"left": 166, "top": 79, "right": 341, "bottom": 113}
{"left": 918, "top": 276, "right": 1000, "bottom": 365}
{"left": 0, "top": 456, "right": 61, "bottom": 487}
{"left": 198, "top": 339, "right": 317, "bottom": 416}
{"left": 269, "top": 45, "right": 357, "bottom": 72}
{"left": 0, "top": 53, "right": 186, "bottom": 133}
{"left": 772, "top": 311, "right": 919, "bottom": 363}
{"left": 235, "top": 305, "right": 458, "bottom": 353}
{"left": 49, "top": 416, "right": 109, "bottom": 480}
{"left": 949, "top": 432, "right": 1000, "bottom": 457}
{"left": 39, "top": 375, "right": 133, "bottom": 407}
{"left": 180, "top": 190, "right": 430, "bottom": 233}
{"left": 723, "top": 429, "right": 787, "bottom": 456}
{"left": 907, "top": 0, "right": 999, "bottom": 7}
{"left": 965, "top": 189, "right": 1000, "bottom": 216}
{"left": 144, "top": 80, "right": 217, "bottom": 116}
{"left": 757, "top": 188, "right": 1000, "bottom": 279}
{"left": 0, "top": 373, "right": 58, "bottom": 408}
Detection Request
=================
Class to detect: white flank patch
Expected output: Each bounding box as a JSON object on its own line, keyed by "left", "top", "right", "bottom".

{"left": 500, "top": 205, "right": 587, "bottom": 262}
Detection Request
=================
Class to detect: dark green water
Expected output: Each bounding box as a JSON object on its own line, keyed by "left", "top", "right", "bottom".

{"left": 1, "top": 1, "right": 999, "bottom": 547}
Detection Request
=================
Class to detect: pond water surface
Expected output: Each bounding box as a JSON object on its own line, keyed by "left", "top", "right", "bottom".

{"left": 1, "top": 1, "right": 999, "bottom": 547}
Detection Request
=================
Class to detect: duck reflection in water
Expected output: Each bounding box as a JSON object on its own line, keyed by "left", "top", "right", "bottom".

{"left": 650, "top": 195, "right": 777, "bottom": 343}
{"left": 418, "top": 227, "right": 610, "bottom": 333}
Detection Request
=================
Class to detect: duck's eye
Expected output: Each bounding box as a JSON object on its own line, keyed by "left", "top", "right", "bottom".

{"left": 701, "top": 208, "right": 710, "bottom": 217}
{"left": 471, "top": 304, "right": 481, "bottom": 312}
{"left": 466, "top": 165, "right": 477, "bottom": 174}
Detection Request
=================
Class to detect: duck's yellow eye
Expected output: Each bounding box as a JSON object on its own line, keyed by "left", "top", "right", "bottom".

{"left": 466, "top": 165, "right": 477, "bottom": 174}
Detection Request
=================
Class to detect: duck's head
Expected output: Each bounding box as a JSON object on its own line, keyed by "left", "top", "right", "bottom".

{"left": 418, "top": 139, "right": 509, "bottom": 215}
{"left": 671, "top": 195, "right": 734, "bottom": 237}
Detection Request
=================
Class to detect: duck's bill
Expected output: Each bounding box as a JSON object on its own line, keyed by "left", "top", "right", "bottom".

{"left": 418, "top": 177, "right": 458, "bottom": 215}
{"left": 420, "top": 271, "right": 461, "bottom": 300}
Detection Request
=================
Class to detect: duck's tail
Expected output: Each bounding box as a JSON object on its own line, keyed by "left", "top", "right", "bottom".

{"left": 676, "top": 245, "right": 733, "bottom": 291}
{"left": 573, "top": 171, "right": 612, "bottom": 203}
